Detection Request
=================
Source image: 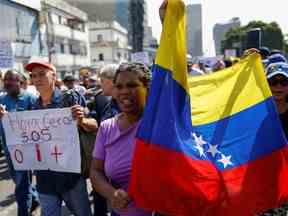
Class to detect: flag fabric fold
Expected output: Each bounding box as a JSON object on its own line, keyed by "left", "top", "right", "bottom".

{"left": 128, "top": 0, "right": 288, "bottom": 215}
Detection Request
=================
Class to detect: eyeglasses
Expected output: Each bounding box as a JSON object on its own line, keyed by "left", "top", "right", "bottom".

{"left": 268, "top": 79, "right": 288, "bottom": 86}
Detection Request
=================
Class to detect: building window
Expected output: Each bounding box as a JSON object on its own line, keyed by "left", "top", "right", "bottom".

{"left": 80, "top": 45, "right": 87, "bottom": 56}
{"left": 99, "top": 53, "right": 104, "bottom": 61}
{"left": 69, "top": 44, "right": 73, "bottom": 54}
{"left": 62, "top": 17, "right": 67, "bottom": 25}
{"left": 117, "top": 52, "right": 121, "bottom": 59}
{"left": 58, "top": 15, "right": 62, "bottom": 25}
{"left": 81, "top": 23, "right": 86, "bottom": 32}
{"left": 97, "top": 34, "right": 103, "bottom": 42}
{"left": 60, "top": 43, "right": 65, "bottom": 53}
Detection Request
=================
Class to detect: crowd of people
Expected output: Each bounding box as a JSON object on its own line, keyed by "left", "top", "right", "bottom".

{"left": 0, "top": 1, "right": 288, "bottom": 216}
{"left": 0, "top": 47, "right": 287, "bottom": 216}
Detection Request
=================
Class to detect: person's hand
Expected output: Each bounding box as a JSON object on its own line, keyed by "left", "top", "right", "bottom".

{"left": 110, "top": 189, "right": 131, "bottom": 211}
{"left": 241, "top": 48, "right": 260, "bottom": 59}
{"left": 0, "top": 104, "right": 7, "bottom": 119}
{"left": 159, "top": 0, "right": 168, "bottom": 23}
{"left": 71, "top": 105, "right": 86, "bottom": 123}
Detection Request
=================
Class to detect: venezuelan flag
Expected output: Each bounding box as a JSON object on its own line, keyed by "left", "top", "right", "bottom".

{"left": 128, "top": 0, "right": 288, "bottom": 215}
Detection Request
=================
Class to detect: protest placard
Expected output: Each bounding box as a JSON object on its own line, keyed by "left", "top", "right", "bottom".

{"left": 131, "top": 52, "right": 150, "bottom": 65}
{"left": 225, "top": 49, "right": 237, "bottom": 58}
{"left": 2, "top": 108, "right": 81, "bottom": 173}
{"left": 0, "top": 40, "right": 14, "bottom": 68}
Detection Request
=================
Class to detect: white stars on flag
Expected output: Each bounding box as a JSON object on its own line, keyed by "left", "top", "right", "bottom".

{"left": 195, "top": 144, "right": 205, "bottom": 157}
{"left": 191, "top": 132, "right": 233, "bottom": 169}
{"left": 192, "top": 133, "right": 207, "bottom": 146}
{"left": 207, "top": 144, "right": 220, "bottom": 157}
{"left": 217, "top": 154, "right": 233, "bottom": 169}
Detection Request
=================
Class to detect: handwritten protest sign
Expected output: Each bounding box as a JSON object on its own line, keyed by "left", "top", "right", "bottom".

{"left": 2, "top": 108, "right": 81, "bottom": 173}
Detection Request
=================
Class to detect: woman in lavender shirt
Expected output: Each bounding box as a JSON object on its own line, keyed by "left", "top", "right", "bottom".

{"left": 90, "top": 63, "right": 152, "bottom": 216}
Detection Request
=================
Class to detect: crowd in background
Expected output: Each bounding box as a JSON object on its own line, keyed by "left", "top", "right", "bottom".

{"left": 0, "top": 46, "right": 287, "bottom": 216}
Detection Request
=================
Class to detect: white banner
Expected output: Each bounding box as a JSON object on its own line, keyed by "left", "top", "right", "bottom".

{"left": 2, "top": 108, "right": 81, "bottom": 173}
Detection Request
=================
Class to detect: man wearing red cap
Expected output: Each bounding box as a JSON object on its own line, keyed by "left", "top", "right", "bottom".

{"left": 25, "top": 60, "right": 96, "bottom": 216}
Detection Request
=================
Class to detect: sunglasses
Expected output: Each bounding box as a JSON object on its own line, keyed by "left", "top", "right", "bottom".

{"left": 117, "top": 62, "right": 149, "bottom": 73}
{"left": 268, "top": 79, "right": 288, "bottom": 86}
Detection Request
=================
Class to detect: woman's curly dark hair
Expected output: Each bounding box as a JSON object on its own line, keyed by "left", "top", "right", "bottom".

{"left": 114, "top": 62, "right": 151, "bottom": 87}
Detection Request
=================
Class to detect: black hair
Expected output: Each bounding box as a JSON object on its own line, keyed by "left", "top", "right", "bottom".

{"left": 4, "top": 70, "right": 21, "bottom": 80}
{"left": 114, "top": 62, "right": 151, "bottom": 87}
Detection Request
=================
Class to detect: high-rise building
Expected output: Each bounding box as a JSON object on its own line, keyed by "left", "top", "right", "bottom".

{"left": 213, "top": 17, "right": 241, "bottom": 56}
{"left": 65, "top": 0, "right": 148, "bottom": 52}
{"left": 186, "top": 4, "right": 203, "bottom": 57}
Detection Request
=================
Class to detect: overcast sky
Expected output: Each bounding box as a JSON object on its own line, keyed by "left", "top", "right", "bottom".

{"left": 147, "top": 0, "right": 288, "bottom": 56}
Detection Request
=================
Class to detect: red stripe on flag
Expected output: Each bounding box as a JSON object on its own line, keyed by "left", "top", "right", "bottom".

{"left": 129, "top": 139, "right": 288, "bottom": 216}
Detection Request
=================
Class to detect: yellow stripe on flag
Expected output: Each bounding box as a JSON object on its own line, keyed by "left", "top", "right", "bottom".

{"left": 189, "top": 53, "right": 272, "bottom": 126}
{"left": 155, "top": 0, "right": 188, "bottom": 92}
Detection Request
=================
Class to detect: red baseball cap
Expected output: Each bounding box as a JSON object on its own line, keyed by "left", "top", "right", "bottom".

{"left": 25, "top": 60, "right": 56, "bottom": 72}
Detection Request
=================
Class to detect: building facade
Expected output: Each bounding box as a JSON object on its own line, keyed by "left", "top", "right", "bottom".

{"left": 213, "top": 17, "right": 241, "bottom": 56}
{"left": 143, "top": 26, "right": 158, "bottom": 64}
{"left": 186, "top": 4, "right": 203, "bottom": 58}
{"left": 89, "top": 21, "right": 130, "bottom": 66}
{"left": 65, "top": 0, "right": 148, "bottom": 52}
{"left": 41, "top": 0, "right": 90, "bottom": 78}
{"left": 0, "top": 0, "right": 42, "bottom": 73}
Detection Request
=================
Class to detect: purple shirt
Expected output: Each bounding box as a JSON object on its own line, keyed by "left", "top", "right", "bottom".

{"left": 93, "top": 116, "right": 151, "bottom": 216}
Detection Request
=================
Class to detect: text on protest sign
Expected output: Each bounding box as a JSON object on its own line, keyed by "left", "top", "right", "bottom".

{"left": 2, "top": 108, "right": 81, "bottom": 173}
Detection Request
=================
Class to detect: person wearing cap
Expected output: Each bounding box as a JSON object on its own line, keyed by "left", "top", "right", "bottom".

{"left": 0, "top": 69, "right": 39, "bottom": 216}
{"left": 266, "top": 63, "right": 288, "bottom": 135}
{"left": 63, "top": 75, "right": 87, "bottom": 96}
{"left": 259, "top": 46, "right": 270, "bottom": 60}
{"left": 63, "top": 75, "right": 76, "bottom": 90}
{"left": 25, "top": 60, "right": 96, "bottom": 216}
{"left": 267, "top": 53, "right": 287, "bottom": 67}
{"left": 259, "top": 62, "right": 288, "bottom": 215}
{"left": 88, "top": 64, "right": 121, "bottom": 216}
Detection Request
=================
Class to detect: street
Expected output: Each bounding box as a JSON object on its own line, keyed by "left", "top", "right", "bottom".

{"left": 0, "top": 153, "right": 18, "bottom": 216}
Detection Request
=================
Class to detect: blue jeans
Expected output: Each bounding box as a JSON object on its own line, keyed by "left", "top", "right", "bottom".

{"left": 38, "top": 177, "right": 92, "bottom": 216}
{"left": 2, "top": 142, "right": 37, "bottom": 216}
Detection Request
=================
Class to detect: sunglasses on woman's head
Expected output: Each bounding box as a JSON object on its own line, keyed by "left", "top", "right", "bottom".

{"left": 117, "top": 63, "right": 149, "bottom": 73}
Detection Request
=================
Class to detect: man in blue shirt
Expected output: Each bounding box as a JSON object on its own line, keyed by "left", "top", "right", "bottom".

{"left": 25, "top": 60, "right": 96, "bottom": 216}
{"left": 0, "top": 70, "right": 38, "bottom": 216}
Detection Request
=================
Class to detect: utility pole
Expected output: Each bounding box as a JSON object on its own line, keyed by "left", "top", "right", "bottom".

{"left": 42, "top": 0, "right": 55, "bottom": 63}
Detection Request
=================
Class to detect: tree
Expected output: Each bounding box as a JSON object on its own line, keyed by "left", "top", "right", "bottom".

{"left": 222, "top": 21, "right": 285, "bottom": 56}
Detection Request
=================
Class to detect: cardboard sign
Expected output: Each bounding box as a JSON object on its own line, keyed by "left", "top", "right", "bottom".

{"left": 2, "top": 108, "right": 81, "bottom": 173}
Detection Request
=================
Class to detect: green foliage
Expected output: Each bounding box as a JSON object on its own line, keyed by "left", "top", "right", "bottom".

{"left": 221, "top": 21, "right": 285, "bottom": 56}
